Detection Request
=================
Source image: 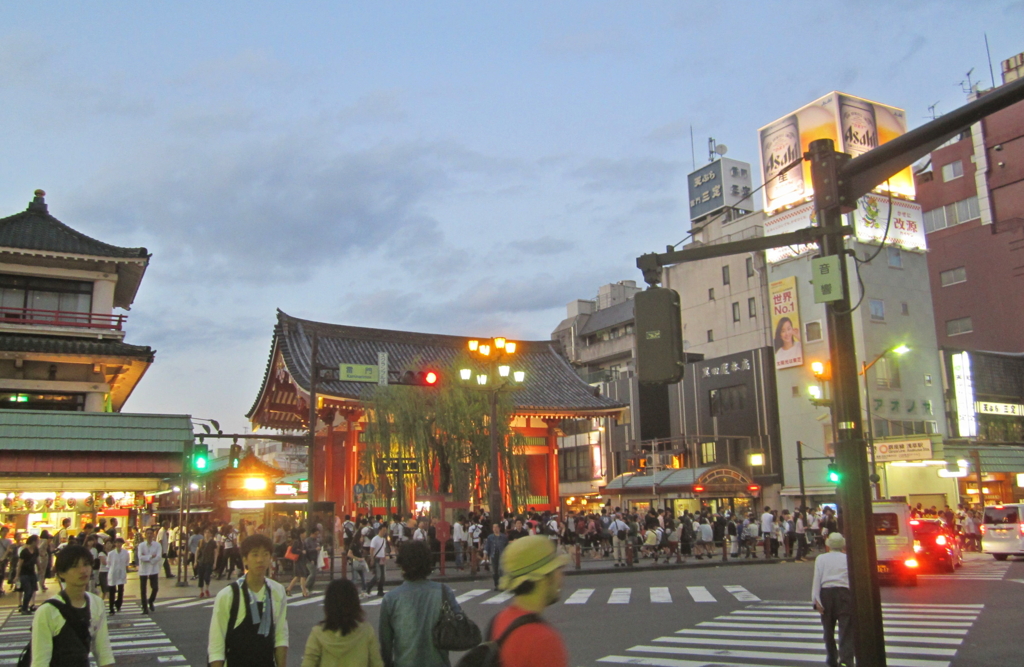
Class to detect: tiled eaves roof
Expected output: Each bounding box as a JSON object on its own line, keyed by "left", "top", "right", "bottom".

{"left": 0, "top": 334, "right": 155, "bottom": 362}
{"left": 258, "top": 310, "right": 626, "bottom": 415}
{"left": 0, "top": 201, "right": 149, "bottom": 261}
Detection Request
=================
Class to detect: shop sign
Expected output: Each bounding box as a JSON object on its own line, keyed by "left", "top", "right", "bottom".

{"left": 976, "top": 401, "right": 1024, "bottom": 417}
{"left": 275, "top": 484, "right": 297, "bottom": 496}
{"left": 873, "top": 439, "right": 932, "bottom": 462}
{"left": 951, "top": 352, "right": 977, "bottom": 437}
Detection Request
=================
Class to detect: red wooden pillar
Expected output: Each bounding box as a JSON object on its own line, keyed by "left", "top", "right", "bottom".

{"left": 547, "top": 423, "right": 560, "bottom": 511}
{"left": 330, "top": 425, "right": 348, "bottom": 513}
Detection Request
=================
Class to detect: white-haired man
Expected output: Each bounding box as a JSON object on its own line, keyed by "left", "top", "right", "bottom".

{"left": 812, "top": 532, "right": 853, "bottom": 667}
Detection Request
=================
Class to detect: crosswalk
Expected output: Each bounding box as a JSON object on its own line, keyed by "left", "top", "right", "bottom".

{"left": 920, "top": 556, "right": 1010, "bottom": 581}
{"left": 0, "top": 607, "right": 187, "bottom": 666}
{"left": 596, "top": 602, "right": 984, "bottom": 667}
{"left": 150, "top": 583, "right": 762, "bottom": 611}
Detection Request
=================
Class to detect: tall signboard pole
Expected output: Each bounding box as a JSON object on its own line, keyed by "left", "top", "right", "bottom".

{"left": 806, "top": 138, "right": 885, "bottom": 666}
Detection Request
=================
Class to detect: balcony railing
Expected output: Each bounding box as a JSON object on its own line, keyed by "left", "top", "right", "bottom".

{"left": 0, "top": 307, "right": 126, "bottom": 331}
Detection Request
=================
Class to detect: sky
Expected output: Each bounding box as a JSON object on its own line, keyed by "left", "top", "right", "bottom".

{"left": 1, "top": 2, "right": 1021, "bottom": 432}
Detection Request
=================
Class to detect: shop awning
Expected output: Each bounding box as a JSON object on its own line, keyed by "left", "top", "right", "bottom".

{"left": 605, "top": 467, "right": 712, "bottom": 491}
{"left": 603, "top": 465, "right": 755, "bottom": 495}
{"left": 943, "top": 443, "right": 1024, "bottom": 473}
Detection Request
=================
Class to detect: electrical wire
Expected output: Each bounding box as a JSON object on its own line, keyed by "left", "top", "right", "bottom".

{"left": 831, "top": 180, "right": 894, "bottom": 316}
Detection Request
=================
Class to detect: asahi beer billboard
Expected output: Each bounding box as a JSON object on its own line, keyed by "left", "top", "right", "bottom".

{"left": 758, "top": 92, "right": 915, "bottom": 214}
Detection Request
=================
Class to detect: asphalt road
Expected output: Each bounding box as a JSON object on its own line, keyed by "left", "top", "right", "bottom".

{"left": 1, "top": 552, "right": 1019, "bottom": 666}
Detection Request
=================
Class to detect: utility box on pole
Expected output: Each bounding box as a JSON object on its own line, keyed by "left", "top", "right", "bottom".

{"left": 634, "top": 286, "right": 685, "bottom": 384}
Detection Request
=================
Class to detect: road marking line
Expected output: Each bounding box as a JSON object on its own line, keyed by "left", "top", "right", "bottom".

{"left": 626, "top": 644, "right": 951, "bottom": 667}
{"left": 687, "top": 586, "right": 716, "bottom": 602}
{"left": 650, "top": 587, "right": 672, "bottom": 603}
{"left": 682, "top": 626, "right": 964, "bottom": 643}
{"left": 564, "top": 588, "right": 594, "bottom": 605}
{"left": 731, "top": 610, "right": 978, "bottom": 621}
{"left": 163, "top": 598, "right": 216, "bottom": 609}
{"left": 718, "top": 615, "right": 973, "bottom": 628}
{"left": 289, "top": 595, "right": 326, "bottom": 607}
{"left": 724, "top": 585, "right": 760, "bottom": 601}
{"left": 652, "top": 636, "right": 956, "bottom": 656}
{"left": 608, "top": 588, "right": 631, "bottom": 604}
{"left": 455, "top": 589, "right": 490, "bottom": 603}
{"left": 157, "top": 656, "right": 187, "bottom": 663}
{"left": 481, "top": 591, "right": 514, "bottom": 605}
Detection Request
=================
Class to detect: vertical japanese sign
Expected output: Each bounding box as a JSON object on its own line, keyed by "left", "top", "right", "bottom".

{"left": 951, "top": 351, "right": 977, "bottom": 438}
{"left": 770, "top": 277, "right": 803, "bottom": 370}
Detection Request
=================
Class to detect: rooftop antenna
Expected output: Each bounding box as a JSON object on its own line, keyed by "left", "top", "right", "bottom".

{"left": 960, "top": 67, "right": 978, "bottom": 96}
{"left": 926, "top": 102, "right": 940, "bottom": 120}
{"left": 689, "top": 125, "right": 695, "bottom": 171}
{"left": 984, "top": 33, "right": 996, "bottom": 89}
{"left": 707, "top": 138, "right": 728, "bottom": 163}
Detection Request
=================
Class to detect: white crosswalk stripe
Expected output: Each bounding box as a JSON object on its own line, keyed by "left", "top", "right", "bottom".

{"left": 481, "top": 591, "right": 514, "bottom": 605}
{"left": 564, "top": 588, "right": 594, "bottom": 604}
{"left": 596, "top": 602, "right": 984, "bottom": 667}
{"left": 455, "top": 589, "right": 490, "bottom": 603}
{"left": 0, "top": 608, "right": 186, "bottom": 665}
{"left": 650, "top": 587, "right": 672, "bottom": 603}
{"left": 607, "top": 588, "right": 631, "bottom": 604}
{"left": 724, "top": 585, "right": 760, "bottom": 601}
{"left": 687, "top": 586, "right": 716, "bottom": 602}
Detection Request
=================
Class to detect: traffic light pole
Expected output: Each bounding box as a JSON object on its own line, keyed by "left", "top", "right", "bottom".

{"left": 635, "top": 75, "right": 1024, "bottom": 667}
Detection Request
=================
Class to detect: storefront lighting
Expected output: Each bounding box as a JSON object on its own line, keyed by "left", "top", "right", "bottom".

{"left": 1018, "top": 473, "right": 1024, "bottom": 487}
{"left": 243, "top": 477, "right": 268, "bottom": 491}
{"left": 748, "top": 450, "right": 766, "bottom": 467}
{"left": 965, "top": 487, "right": 990, "bottom": 495}
{"left": 172, "top": 486, "right": 181, "bottom": 493}
{"left": 22, "top": 492, "right": 57, "bottom": 501}
{"left": 190, "top": 483, "right": 199, "bottom": 490}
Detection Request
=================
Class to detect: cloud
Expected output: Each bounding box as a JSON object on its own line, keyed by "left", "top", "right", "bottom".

{"left": 506, "top": 236, "right": 575, "bottom": 256}
{"left": 569, "top": 157, "right": 681, "bottom": 193}
{"left": 69, "top": 135, "right": 513, "bottom": 285}
{"left": 338, "top": 90, "right": 407, "bottom": 125}
{"left": 645, "top": 121, "right": 691, "bottom": 145}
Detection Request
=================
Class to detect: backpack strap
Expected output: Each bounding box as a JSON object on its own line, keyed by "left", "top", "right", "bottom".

{"left": 227, "top": 582, "right": 241, "bottom": 633}
{"left": 46, "top": 593, "right": 91, "bottom": 648}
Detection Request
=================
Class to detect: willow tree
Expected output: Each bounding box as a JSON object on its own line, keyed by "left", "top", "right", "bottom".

{"left": 361, "top": 356, "right": 529, "bottom": 514}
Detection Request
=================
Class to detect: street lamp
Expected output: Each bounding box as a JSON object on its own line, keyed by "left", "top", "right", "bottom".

{"left": 861, "top": 344, "right": 910, "bottom": 499}
{"left": 460, "top": 337, "right": 526, "bottom": 521}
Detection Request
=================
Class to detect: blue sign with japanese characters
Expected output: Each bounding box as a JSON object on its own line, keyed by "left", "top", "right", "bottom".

{"left": 688, "top": 160, "right": 726, "bottom": 221}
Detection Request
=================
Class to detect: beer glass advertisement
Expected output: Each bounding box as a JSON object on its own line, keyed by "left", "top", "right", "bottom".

{"left": 764, "top": 201, "right": 819, "bottom": 264}
{"left": 769, "top": 277, "right": 803, "bottom": 370}
{"left": 759, "top": 92, "right": 915, "bottom": 214}
{"left": 852, "top": 194, "right": 927, "bottom": 251}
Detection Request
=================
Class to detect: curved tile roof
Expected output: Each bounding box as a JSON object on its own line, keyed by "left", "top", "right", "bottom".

{"left": 248, "top": 310, "right": 625, "bottom": 419}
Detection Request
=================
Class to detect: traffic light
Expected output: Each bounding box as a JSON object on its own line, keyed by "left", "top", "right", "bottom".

{"left": 393, "top": 370, "right": 440, "bottom": 386}
{"left": 193, "top": 443, "right": 209, "bottom": 472}
{"left": 635, "top": 287, "right": 685, "bottom": 384}
{"left": 827, "top": 462, "right": 841, "bottom": 484}
{"left": 229, "top": 443, "right": 241, "bottom": 469}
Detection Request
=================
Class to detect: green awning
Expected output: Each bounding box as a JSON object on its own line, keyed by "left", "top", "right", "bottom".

{"left": 944, "top": 444, "right": 1024, "bottom": 473}
{"left": 0, "top": 409, "right": 192, "bottom": 453}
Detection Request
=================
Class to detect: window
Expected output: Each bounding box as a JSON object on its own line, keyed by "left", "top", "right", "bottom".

{"left": 792, "top": 386, "right": 801, "bottom": 398}
{"left": 732, "top": 302, "right": 741, "bottom": 322}
{"left": 709, "top": 288, "right": 715, "bottom": 301}
{"left": 0, "top": 275, "right": 93, "bottom": 316}
{"left": 707, "top": 329, "right": 714, "bottom": 342}
{"left": 710, "top": 385, "right": 748, "bottom": 415}
{"left": 946, "top": 316, "right": 973, "bottom": 336}
{"left": 874, "top": 513, "right": 901, "bottom": 536}
{"left": 923, "top": 195, "right": 980, "bottom": 233}
{"left": 748, "top": 297, "right": 757, "bottom": 318}
{"left": 887, "top": 247, "right": 903, "bottom": 268}
{"left": 805, "top": 320, "right": 823, "bottom": 342}
{"left": 869, "top": 299, "right": 885, "bottom": 321}
{"left": 746, "top": 257, "right": 755, "bottom": 278}
{"left": 701, "top": 441, "right": 717, "bottom": 465}
{"left": 558, "top": 445, "right": 598, "bottom": 482}
{"left": 924, "top": 374, "right": 933, "bottom": 387}
{"left": 901, "top": 302, "right": 909, "bottom": 316}
{"left": 722, "top": 265, "right": 730, "bottom": 285}
{"left": 875, "top": 356, "right": 900, "bottom": 389}
{"left": 941, "top": 160, "right": 963, "bottom": 181}
{"left": 873, "top": 419, "right": 937, "bottom": 438}
{"left": 940, "top": 266, "right": 966, "bottom": 286}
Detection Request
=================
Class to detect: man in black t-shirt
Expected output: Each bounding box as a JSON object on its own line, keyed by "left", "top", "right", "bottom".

{"left": 16, "top": 534, "right": 40, "bottom": 613}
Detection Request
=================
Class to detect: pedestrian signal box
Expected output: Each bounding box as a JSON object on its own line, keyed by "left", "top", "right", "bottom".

{"left": 634, "top": 287, "right": 685, "bottom": 384}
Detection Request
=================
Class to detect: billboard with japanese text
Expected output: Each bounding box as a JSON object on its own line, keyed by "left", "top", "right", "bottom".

{"left": 769, "top": 276, "right": 803, "bottom": 371}
{"left": 758, "top": 92, "right": 915, "bottom": 214}
{"left": 851, "top": 194, "right": 927, "bottom": 251}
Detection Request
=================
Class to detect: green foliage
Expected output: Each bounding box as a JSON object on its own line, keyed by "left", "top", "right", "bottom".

{"left": 361, "top": 353, "right": 530, "bottom": 511}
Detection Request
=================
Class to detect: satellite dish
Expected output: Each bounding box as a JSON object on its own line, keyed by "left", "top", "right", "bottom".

{"left": 715, "top": 144, "right": 728, "bottom": 157}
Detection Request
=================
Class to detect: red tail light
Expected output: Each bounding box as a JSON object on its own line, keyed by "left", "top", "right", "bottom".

{"left": 1018, "top": 523, "right": 1024, "bottom": 534}
{"left": 904, "top": 558, "right": 919, "bottom": 568}
{"left": 910, "top": 520, "right": 920, "bottom": 525}
{"left": 935, "top": 535, "right": 947, "bottom": 546}
{"left": 980, "top": 525, "right": 987, "bottom": 534}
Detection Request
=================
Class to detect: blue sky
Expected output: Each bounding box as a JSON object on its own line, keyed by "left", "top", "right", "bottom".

{"left": 1, "top": 2, "right": 1021, "bottom": 431}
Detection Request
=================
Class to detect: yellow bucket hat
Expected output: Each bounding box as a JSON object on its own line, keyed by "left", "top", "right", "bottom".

{"left": 499, "top": 535, "right": 569, "bottom": 591}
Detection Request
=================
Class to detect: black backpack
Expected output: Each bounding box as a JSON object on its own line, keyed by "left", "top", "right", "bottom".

{"left": 455, "top": 613, "right": 542, "bottom": 667}
{"left": 17, "top": 593, "right": 91, "bottom": 667}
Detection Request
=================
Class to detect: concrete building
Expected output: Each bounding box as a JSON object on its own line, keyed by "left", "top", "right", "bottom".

{"left": 915, "top": 47, "right": 1024, "bottom": 353}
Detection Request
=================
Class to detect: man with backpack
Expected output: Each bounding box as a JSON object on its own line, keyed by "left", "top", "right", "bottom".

{"left": 208, "top": 534, "right": 289, "bottom": 667}
{"left": 477, "top": 535, "right": 568, "bottom": 667}
{"left": 24, "top": 544, "right": 114, "bottom": 667}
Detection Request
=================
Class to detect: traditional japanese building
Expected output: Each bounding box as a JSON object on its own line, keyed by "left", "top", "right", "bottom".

{"left": 247, "top": 311, "right": 626, "bottom": 515}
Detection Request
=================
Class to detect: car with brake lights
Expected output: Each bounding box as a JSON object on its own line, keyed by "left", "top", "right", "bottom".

{"left": 911, "top": 518, "right": 963, "bottom": 572}
{"left": 873, "top": 500, "right": 919, "bottom": 586}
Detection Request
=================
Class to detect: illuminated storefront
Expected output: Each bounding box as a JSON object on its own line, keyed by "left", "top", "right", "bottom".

{"left": 603, "top": 465, "right": 762, "bottom": 516}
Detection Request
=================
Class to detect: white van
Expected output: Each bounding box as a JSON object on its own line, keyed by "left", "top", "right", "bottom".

{"left": 873, "top": 500, "right": 919, "bottom": 586}
{"left": 981, "top": 504, "right": 1024, "bottom": 560}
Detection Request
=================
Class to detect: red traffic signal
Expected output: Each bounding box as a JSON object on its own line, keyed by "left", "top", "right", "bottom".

{"left": 692, "top": 484, "right": 705, "bottom": 494}
{"left": 394, "top": 370, "right": 440, "bottom": 386}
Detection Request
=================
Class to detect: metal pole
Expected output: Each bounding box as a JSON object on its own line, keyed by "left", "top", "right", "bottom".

{"left": 489, "top": 389, "right": 502, "bottom": 522}
{"left": 973, "top": 449, "right": 984, "bottom": 511}
{"left": 809, "top": 138, "right": 886, "bottom": 667}
{"left": 176, "top": 445, "right": 188, "bottom": 587}
{"left": 308, "top": 332, "right": 320, "bottom": 523}
{"left": 863, "top": 361, "right": 880, "bottom": 500}
{"left": 797, "top": 441, "right": 806, "bottom": 512}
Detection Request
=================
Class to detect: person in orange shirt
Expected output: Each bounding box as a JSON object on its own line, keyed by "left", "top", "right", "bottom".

{"left": 488, "top": 535, "right": 569, "bottom": 667}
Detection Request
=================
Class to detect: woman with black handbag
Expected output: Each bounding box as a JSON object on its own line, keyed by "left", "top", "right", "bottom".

{"left": 378, "top": 541, "right": 479, "bottom": 667}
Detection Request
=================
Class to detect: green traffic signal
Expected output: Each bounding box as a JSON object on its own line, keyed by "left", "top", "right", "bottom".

{"left": 193, "top": 443, "right": 210, "bottom": 472}
{"left": 827, "top": 462, "right": 841, "bottom": 484}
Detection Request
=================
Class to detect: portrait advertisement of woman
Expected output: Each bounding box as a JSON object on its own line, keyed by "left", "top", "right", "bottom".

{"left": 773, "top": 316, "right": 802, "bottom": 367}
